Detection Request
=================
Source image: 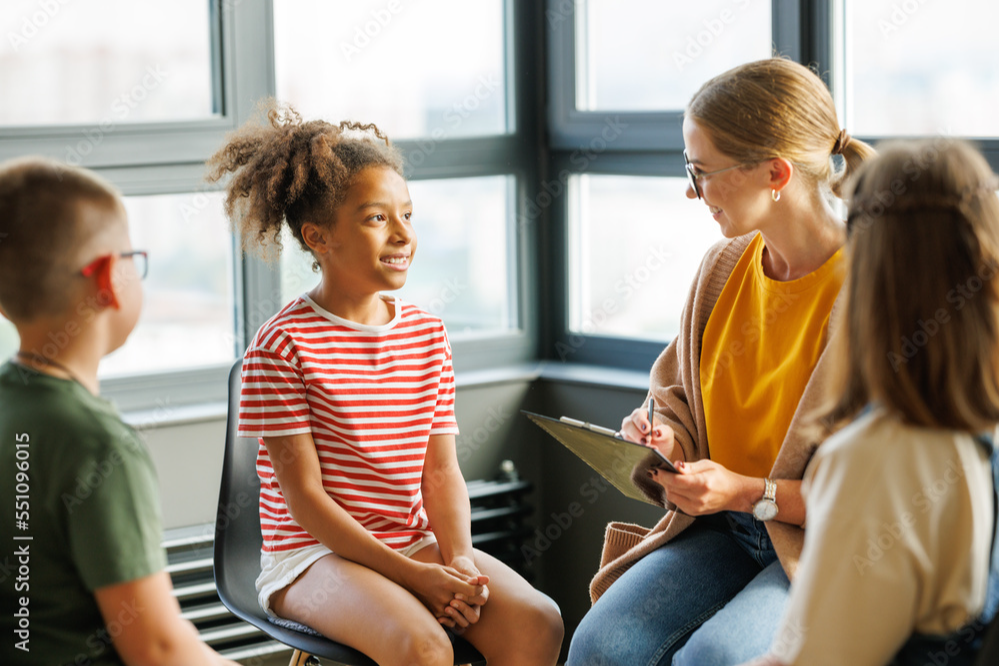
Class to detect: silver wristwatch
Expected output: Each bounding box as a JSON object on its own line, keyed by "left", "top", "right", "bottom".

{"left": 752, "top": 478, "right": 779, "bottom": 522}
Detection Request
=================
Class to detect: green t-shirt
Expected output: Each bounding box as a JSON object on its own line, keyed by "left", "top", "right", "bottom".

{"left": 0, "top": 361, "right": 167, "bottom": 666}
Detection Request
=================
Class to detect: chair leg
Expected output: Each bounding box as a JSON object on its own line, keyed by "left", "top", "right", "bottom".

{"left": 288, "top": 649, "right": 314, "bottom": 666}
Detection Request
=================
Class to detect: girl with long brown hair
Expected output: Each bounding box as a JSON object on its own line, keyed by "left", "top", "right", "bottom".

{"left": 746, "top": 139, "right": 999, "bottom": 666}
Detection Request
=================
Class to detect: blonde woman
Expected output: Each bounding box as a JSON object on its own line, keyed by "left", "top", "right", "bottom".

{"left": 744, "top": 139, "right": 999, "bottom": 666}
{"left": 567, "top": 58, "right": 875, "bottom": 666}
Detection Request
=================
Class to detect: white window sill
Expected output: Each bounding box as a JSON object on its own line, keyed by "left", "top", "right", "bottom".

{"left": 119, "top": 362, "right": 649, "bottom": 430}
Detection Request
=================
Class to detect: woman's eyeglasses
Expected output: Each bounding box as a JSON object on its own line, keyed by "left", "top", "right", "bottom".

{"left": 684, "top": 150, "right": 756, "bottom": 200}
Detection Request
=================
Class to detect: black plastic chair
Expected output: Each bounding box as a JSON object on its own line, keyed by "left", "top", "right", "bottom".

{"left": 975, "top": 606, "right": 999, "bottom": 665}
{"left": 976, "top": 625, "right": 998, "bottom": 665}
{"left": 214, "top": 360, "right": 487, "bottom": 666}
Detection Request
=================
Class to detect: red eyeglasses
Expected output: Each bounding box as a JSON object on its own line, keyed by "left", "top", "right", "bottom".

{"left": 80, "top": 251, "right": 149, "bottom": 280}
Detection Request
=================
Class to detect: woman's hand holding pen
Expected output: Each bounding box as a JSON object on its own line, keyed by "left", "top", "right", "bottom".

{"left": 621, "top": 398, "right": 750, "bottom": 516}
{"left": 620, "top": 404, "right": 678, "bottom": 460}
{"left": 630, "top": 397, "right": 752, "bottom": 515}
{"left": 621, "top": 402, "right": 806, "bottom": 523}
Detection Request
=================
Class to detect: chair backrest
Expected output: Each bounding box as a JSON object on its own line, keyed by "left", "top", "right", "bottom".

{"left": 213, "top": 359, "right": 270, "bottom": 625}
{"left": 213, "top": 360, "right": 386, "bottom": 664}
{"left": 976, "top": 618, "right": 999, "bottom": 666}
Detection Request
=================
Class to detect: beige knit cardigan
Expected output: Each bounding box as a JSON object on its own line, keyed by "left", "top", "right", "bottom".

{"left": 589, "top": 233, "right": 844, "bottom": 603}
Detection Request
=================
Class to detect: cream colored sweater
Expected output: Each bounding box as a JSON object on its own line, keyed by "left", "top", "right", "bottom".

{"left": 589, "top": 233, "right": 844, "bottom": 603}
{"left": 772, "top": 410, "right": 994, "bottom": 665}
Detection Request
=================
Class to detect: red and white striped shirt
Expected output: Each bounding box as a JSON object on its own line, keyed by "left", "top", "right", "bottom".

{"left": 237, "top": 294, "right": 459, "bottom": 554}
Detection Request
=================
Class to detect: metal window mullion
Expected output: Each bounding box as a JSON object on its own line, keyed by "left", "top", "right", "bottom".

{"left": 231, "top": 0, "right": 282, "bottom": 355}
{"left": 232, "top": 0, "right": 276, "bottom": 126}
{"left": 399, "top": 136, "right": 527, "bottom": 180}
{"left": 772, "top": 0, "right": 803, "bottom": 63}
{"left": 503, "top": 0, "right": 518, "bottom": 134}
{"left": 209, "top": 0, "right": 226, "bottom": 116}
{"left": 506, "top": 175, "right": 520, "bottom": 331}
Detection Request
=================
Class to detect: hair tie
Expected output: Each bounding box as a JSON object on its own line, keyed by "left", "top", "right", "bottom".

{"left": 832, "top": 129, "right": 851, "bottom": 156}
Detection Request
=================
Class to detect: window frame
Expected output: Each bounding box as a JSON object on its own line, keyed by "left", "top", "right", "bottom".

{"left": 0, "top": 0, "right": 544, "bottom": 411}
{"left": 0, "top": 1, "right": 239, "bottom": 167}
{"left": 6, "top": 0, "right": 994, "bottom": 405}
{"left": 542, "top": 0, "right": 835, "bottom": 371}
{"left": 0, "top": 1, "right": 273, "bottom": 412}
{"left": 546, "top": 0, "right": 807, "bottom": 152}
{"left": 832, "top": 0, "right": 999, "bottom": 168}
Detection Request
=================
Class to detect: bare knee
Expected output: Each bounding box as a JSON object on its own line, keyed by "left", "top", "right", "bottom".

{"left": 536, "top": 598, "right": 566, "bottom": 654}
{"left": 515, "top": 595, "right": 565, "bottom": 658}
{"left": 394, "top": 626, "right": 453, "bottom": 666}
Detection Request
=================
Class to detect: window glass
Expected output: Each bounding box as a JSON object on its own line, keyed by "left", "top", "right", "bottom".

{"left": 274, "top": 0, "right": 507, "bottom": 140}
{"left": 575, "top": 0, "right": 772, "bottom": 111}
{"left": 844, "top": 0, "right": 999, "bottom": 137}
{"left": 99, "top": 192, "right": 235, "bottom": 377}
{"left": 0, "top": 0, "right": 215, "bottom": 127}
{"left": 281, "top": 175, "right": 513, "bottom": 335}
{"left": 568, "top": 175, "right": 722, "bottom": 341}
{"left": 0, "top": 318, "right": 16, "bottom": 363}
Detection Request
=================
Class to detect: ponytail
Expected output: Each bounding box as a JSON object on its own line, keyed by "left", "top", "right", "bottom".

{"left": 829, "top": 130, "right": 877, "bottom": 198}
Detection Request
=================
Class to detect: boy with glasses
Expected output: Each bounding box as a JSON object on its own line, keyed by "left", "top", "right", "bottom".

{"left": 0, "top": 157, "right": 237, "bottom": 666}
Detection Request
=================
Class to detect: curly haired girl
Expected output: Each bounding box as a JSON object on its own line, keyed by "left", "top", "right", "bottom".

{"left": 207, "top": 102, "right": 563, "bottom": 666}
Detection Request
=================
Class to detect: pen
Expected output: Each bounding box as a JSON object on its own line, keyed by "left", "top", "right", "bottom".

{"left": 648, "top": 397, "right": 655, "bottom": 439}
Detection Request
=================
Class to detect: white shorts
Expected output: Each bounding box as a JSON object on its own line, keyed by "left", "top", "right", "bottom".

{"left": 255, "top": 534, "right": 438, "bottom": 619}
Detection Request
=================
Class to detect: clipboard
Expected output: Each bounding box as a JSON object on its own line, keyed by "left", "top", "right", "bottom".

{"left": 522, "top": 410, "right": 677, "bottom": 504}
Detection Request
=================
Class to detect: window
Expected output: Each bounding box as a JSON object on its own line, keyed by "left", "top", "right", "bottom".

{"left": 0, "top": 0, "right": 217, "bottom": 126}
{"left": 0, "top": 192, "right": 236, "bottom": 379}
{"left": 575, "top": 0, "right": 772, "bottom": 112}
{"left": 568, "top": 175, "right": 721, "bottom": 341}
{"left": 99, "top": 192, "right": 236, "bottom": 378}
{"left": 274, "top": 0, "right": 508, "bottom": 139}
{"left": 549, "top": 0, "right": 999, "bottom": 370}
{"left": 281, "top": 176, "right": 515, "bottom": 335}
{"left": 840, "top": 0, "right": 999, "bottom": 137}
{"left": 0, "top": 0, "right": 537, "bottom": 403}
{"left": 0, "top": 318, "right": 16, "bottom": 362}
{"left": 400, "top": 176, "right": 513, "bottom": 334}
{"left": 272, "top": 0, "right": 532, "bottom": 374}
{"left": 546, "top": 0, "right": 785, "bottom": 368}
{"left": 0, "top": 0, "right": 266, "bottom": 410}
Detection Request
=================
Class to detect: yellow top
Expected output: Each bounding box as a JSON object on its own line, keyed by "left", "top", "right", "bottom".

{"left": 699, "top": 232, "right": 845, "bottom": 478}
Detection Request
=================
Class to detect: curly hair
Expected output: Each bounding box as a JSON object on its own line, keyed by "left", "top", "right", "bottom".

{"left": 206, "top": 100, "right": 403, "bottom": 261}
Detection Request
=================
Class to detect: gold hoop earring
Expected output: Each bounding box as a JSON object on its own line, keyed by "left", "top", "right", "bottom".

{"left": 772, "top": 189, "right": 781, "bottom": 202}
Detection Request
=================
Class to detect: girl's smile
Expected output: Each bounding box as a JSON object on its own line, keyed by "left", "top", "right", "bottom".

{"left": 380, "top": 252, "right": 411, "bottom": 270}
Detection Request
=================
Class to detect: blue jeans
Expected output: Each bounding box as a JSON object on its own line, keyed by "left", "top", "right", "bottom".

{"left": 567, "top": 512, "right": 790, "bottom": 666}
